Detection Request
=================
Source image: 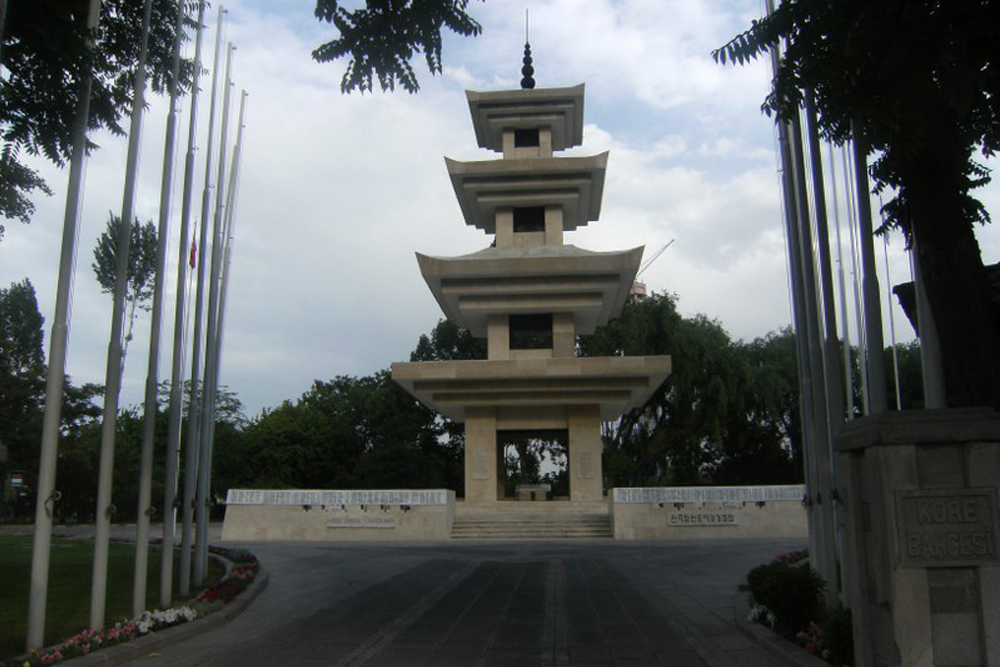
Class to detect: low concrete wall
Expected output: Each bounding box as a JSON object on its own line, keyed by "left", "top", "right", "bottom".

{"left": 221, "top": 489, "right": 455, "bottom": 542}
{"left": 610, "top": 485, "right": 807, "bottom": 540}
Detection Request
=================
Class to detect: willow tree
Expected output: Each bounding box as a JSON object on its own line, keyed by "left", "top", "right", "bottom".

{"left": 715, "top": 0, "right": 1000, "bottom": 408}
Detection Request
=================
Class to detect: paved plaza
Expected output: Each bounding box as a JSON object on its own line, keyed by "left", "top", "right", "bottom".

{"left": 120, "top": 537, "right": 805, "bottom": 667}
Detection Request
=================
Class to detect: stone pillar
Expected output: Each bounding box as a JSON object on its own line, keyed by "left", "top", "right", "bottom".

{"left": 495, "top": 207, "right": 514, "bottom": 249}
{"left": 465, "top": 407, "right": 498, "bottom": 504}
{"left": 544, "top": 205, "right": 563, "bottom": 246}
{"left": 487, "top": 314, "right": 510, "bottom": 360}
{"left": 568, "top": 405, "right": 603, "bottom": 502}
{"left": 836, "top": 408, "right": 1000, "bottom": 667}
{"left": 552, "top": 313, "right": 575, "bottom": 358}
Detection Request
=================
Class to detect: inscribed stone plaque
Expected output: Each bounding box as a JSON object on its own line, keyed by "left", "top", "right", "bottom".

{"left": 327, "top": 515, "right": 396, "bottom": 529}
{"left": 472, "top": 452, "right": 489, "bottom": 480}
{"left": 896, "top": 488, "right": 999, "bottom": 568}
{"left": 668, "top": 511, "right": 738, "bottom": 527}
{"left": 577, "top": 451, "right": 594, "bottom": 479}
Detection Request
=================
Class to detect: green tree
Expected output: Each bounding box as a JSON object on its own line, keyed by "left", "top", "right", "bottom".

{"left": 91, "top": 214, "right": 158, "bottom": 361}
{"left": 715, "top": 0, "right": 1000, "bottom": 408}
{"left": 0, "top": 279, "right": 102, "bottom": 519}
{"left": 312, "top": 0, "right": 484, "bottom": 93}
{"left": 708, "top": 330, "right": 802, "bottom": 485}
{"left": 1, "top": 0, "right": 194, "bottom": 231}
{"left": 580, "top": 293, "right": 802, "bottom": 487}
{"left": 0, "top": 279, "right": 44, "bottom": 378}
{"left": 410, "top": 318, "right": 487, "bottom": 361}
{"left": 885, "top": 341, "right": 925, "bottom": 411}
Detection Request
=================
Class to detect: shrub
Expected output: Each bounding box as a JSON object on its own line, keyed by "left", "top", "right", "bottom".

{"left": 820, "top": 608, "right": 854, "bottom": 666}
{"left": 746, "top": 561, "right": 825, "bottom": 635}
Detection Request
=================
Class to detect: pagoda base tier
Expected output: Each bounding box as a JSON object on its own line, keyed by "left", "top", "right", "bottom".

{"left": 392, "top": 356, "right": 671, "bottom": 503}
{"left": 391, "top": 355, "right": 671, "bottom": 422}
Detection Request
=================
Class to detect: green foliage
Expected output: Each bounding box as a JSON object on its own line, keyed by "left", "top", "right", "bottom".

{"left": 747, "top": 561, "right": 825, "bottom": 635}
{"left": 312, "top": 0, "right": 484, "bottom": 93}
{"left": 820, "top": 608, "right": 855, "bottom": 667}
{"left": 713, "top": 1, "right": 998, "bottom": 236}
{"left": 0, "top": 279, "right": 102, "bottom": 521}
{"left": 217, "top": 371, "right": 462, "bottom": 494}
{"left": 885, "top": 341, "right": 924, "bottom": 410}
{"left": 0, "top": 279, "right": 44, "bottom": 378}
{"left": 91, "top": 214, "right": 159, "bottom": 359}
{"left": 410, "top": 318, "right": 487, "bottom": 361}
{"left": 580, "top": 293, "right": 803, "bottom": 487}
{"left": 0, "top": 0, "right": 194, "bottom": 230}
{"left": 714, "top": 0, "right": 1000, "bottom": 408}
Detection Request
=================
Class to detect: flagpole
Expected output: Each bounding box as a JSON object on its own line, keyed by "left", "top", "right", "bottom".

{"left": 161, "top": 0, "right": 207, "bottom": 609}
{"left": 133, "top": 0, "right": 186, "bottom": 617}
{"left": 206, "top": 90, "right": 247, "bottom": 542}
{"left": 180, "top": 4, "right": 225, "bottom": 596}
{"left": 90, "top": 0, "right": 155, "bottom": 630}
{"left": 842, "top": 144, "right": 870, "bottom": 412}
{"left": 26, "top": 0, "right": 104, "bottom": 650}
{"left": 195, "top": 43, "right": 235, "bottom": 584}
{"left": 850, "top": 125, "right": 888, "bottom": 414}
{"left": 766, "top": 2, "right": 822, "bottom": 598}
{"left": 827, "top": 146, "right": 855, "bottom": 419}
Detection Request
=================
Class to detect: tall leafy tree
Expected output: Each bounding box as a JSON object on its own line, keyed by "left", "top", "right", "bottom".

{"left": 91, "top": 214, "right": 158, "bottom": 361}
{"left": 0, "top": 279, "right": 101, "bottom": 519}
{"left": 0, "top": 279, "right": 44, "bottom": 378}
{"left": 580, "top": 293, "right": 803, "bottom": 487}
{"left": 0, "top": 0, "right": 193, "bottom": 232}
{"left": 312, "top": 0, "right": 484, "bottom": 93}
{"left": 715, "top": 0, "right": 1000, "bottom": 408}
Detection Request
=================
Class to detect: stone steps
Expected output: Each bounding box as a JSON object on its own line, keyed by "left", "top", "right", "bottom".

{"left": 451, "top": 512, "right": 612, "bottom": 540}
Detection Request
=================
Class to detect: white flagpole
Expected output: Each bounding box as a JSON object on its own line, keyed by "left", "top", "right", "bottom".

{"left": 199, "top": 93, "right": 247, "bottom": 552}
{"left": 133, "top": 0, "right": 186, "bottom": 617}
{"left": 26, "top": 0, "right": 104, "bottom": 650}
{"left": 195, "top": 43, "right": 235, "bottom": 584}
{"left": 181, "top": 4, "right": 225, "bottom": 596}
{"left": 850, "top": 126, "right": 888, "bottom": 414}
{"left": 162, "top": 0, "right": 207, "bottom": 608}
{"left": 827, "top": 146, "right": 855, "bottom": 419}
{"left": 90, "top": 0, "right": 155, "bottom": 630}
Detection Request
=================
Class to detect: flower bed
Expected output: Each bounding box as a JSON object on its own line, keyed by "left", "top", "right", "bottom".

{"left": 15, "top": 546, "right": 259, "bottom": 667}
{"left": 745, "top": 551, "right": 853, "bottom": 667}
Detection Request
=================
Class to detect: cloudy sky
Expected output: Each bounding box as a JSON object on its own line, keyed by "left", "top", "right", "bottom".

{"left": 3, "top": 0, "right": 999, "bottom": 418}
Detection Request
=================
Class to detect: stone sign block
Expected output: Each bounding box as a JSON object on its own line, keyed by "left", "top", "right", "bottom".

{"left": 896, "top": 487, "right": 999, "bottom": 568}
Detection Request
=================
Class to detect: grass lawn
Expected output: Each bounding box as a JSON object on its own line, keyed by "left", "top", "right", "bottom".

{"left": 0, "top": 535, "right": 225, "bottom": 662}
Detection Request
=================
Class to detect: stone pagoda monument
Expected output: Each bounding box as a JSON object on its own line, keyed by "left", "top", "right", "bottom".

{"left": 392, "top": 49, "right": 671, "bottom": 506}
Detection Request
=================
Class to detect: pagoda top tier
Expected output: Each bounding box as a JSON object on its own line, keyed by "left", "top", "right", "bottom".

{"left": 467, "top": 84, "right": 585, "bottom": 154}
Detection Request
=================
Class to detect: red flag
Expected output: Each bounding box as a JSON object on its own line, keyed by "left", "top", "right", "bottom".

{"left": 189, "top": 239, "right": 197, "bottom": 268}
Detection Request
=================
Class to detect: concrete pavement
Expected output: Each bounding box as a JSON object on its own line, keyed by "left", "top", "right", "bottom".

{"left": 115, "top": 538, "right": 809, "bottom": 667}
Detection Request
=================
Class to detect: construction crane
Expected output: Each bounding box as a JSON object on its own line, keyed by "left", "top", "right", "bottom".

{"left": 630, "top": 239, "right": 675, "bottom": 300}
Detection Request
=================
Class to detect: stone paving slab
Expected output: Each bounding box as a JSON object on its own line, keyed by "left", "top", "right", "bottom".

{"left": 100, "top": 538, "right": 808, "bottom": 667}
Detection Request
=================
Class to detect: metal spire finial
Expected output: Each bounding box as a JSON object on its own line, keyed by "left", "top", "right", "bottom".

{"left": 520, "top": 9, "right": 535, "bottom": 89}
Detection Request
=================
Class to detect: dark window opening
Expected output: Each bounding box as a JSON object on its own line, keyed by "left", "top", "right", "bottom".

{"left": 510, "top": 313, "right": 552, "bottom": 349}
{"left": 513, "top": 206, "right": 545, "bottom": 233}
{"left": 514, "top": 128, "right": 540, "bottom": 147}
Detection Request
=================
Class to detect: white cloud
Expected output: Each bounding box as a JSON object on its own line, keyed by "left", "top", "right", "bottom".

{"left": 3, "top": 0, "right": 997, "bottom": 419}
